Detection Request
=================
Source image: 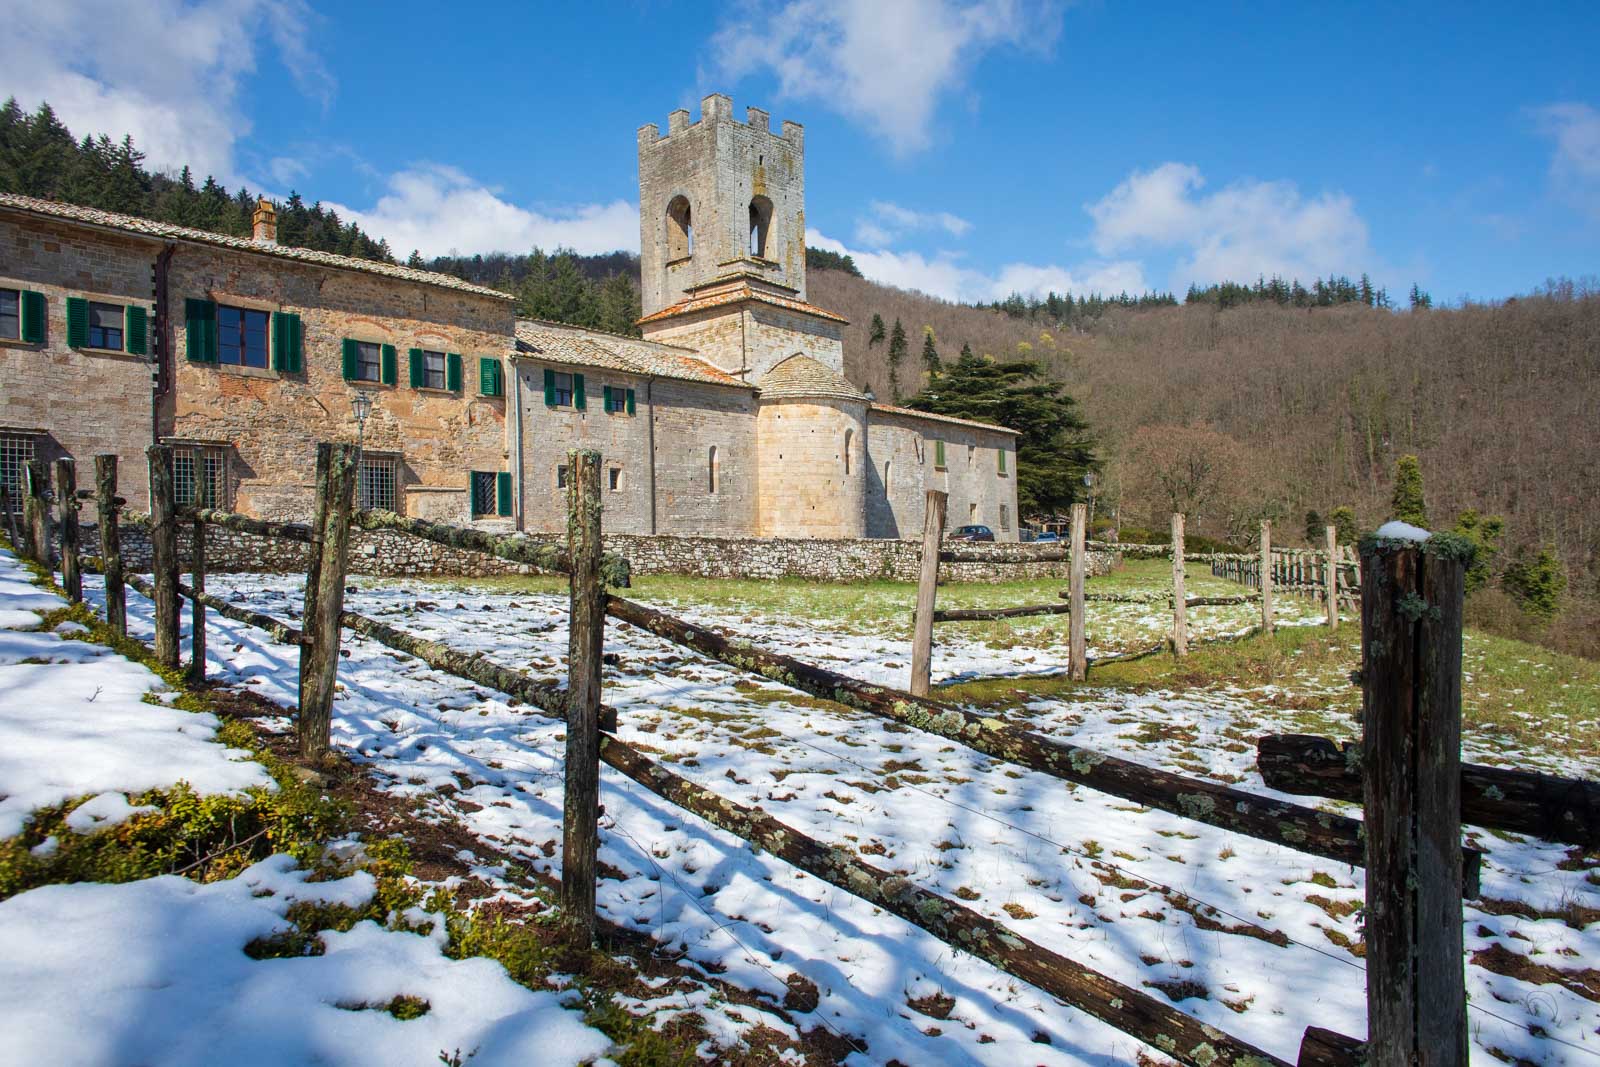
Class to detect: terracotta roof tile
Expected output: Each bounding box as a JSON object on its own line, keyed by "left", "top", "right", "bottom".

{"left": 869, "top": 402, "right": 1019, "bottom": 436}
{"left": 637, "top": 282, "right": 849, "bottom": 326}
{"left": 513, "top": 320, "right": 747, "bottom": 387}
{"left": 0, "top": 192, "right": 512, "bottom": 300}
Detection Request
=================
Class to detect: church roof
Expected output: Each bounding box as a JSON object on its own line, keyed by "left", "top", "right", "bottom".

{"left": 869, "top": 402, "right": 1020, "bottom": 436}
{"left": 636, "top": 281, "right": 850, "bottom": 326}
{"left": 756, "top": 354, "right": 870, "bottom": 402}
{"left": 0, "top": 192, "right": 512, "bottom": 300}
{"left": 513, "top": 320, "right": 747, "bottom": 387}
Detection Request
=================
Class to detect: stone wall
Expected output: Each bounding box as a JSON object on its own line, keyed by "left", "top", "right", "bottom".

{"left": 755, "top": 397, "right": 866, "bottom": 538}
{"left": 866, "top": 409, "right": 1020, "bottom": 542}
{"left": 79, "top": 523, "right": 1116, "bottom": 584}
{"left": 649, "top": 377, "right": 760, "bottom": 536}
{"left": 0, "top": 213, "right": 160, "bottom": 517}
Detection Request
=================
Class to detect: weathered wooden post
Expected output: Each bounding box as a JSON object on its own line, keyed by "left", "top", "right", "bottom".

{"left": 0, "top": 483, "right": 18, "bottom": 549}
{"left": 54, "top": 459, "right": 81, "bottom": 601}
{"left": 1170, "top": 512, "right": 1187, "bottom": 657}
{"left": 1361, "top": 530, "right": 1470, "bottom": 1067}
{"left": 1068, "top": 502, "right": 1088, "bottom": 680}
{"left": 188, "top": 517, "right": 207, "bottom": 684}
{"left": 24, "top": 460, "right": 51, "bottom": 566}
{"left": 95, "top": 456, "right": 126, "bottom": 636}
{"left": 1324, "top": 525, "right": 1339, "bottom": 630}
{"left": 298, "top": 442, "right": 358, "bottom": 759}
{"left": 148, "top": 446, "right": 180, "bottom": 669}
{"left": 909, "top": 488, "right": 947, "bottom": 697}
{"left": 1259, "top": 520, "right": 1274, "bottom": 635}
{"left": 562, "top": 448, "right": 604, "bottom": 942}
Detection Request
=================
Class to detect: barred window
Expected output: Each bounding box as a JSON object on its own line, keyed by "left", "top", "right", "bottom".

{"left": 1, "top": 434, "right": 35, "bottom": 513}
{"left": 172, "top": 446, "right": 228, "bottom": 510}
{"left": 359, "top": 455, "right": 399, "bottom": 512}
{"left": 470, "top": 470, "right": 497, "bottom": 517}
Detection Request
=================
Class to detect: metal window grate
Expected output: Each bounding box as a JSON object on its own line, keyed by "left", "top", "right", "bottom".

{"left": 1, "top": 434, "right": 35, "bottom": 513}
{"left": 173, "top": 447, "right": 228, "bottom": 509}
{"left": 359, "top": 456, "right": 398, "bottom": 512}
{"left": 470, "top": 471, "right": 497, "bottom": 516}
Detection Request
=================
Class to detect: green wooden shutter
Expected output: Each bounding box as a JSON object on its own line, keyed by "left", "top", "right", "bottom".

{"left": 288, "top": 314, "right": 303, "bottom": 372}
{"left": 408, "top": 348, "right": 424, "bottom": 388}
{"left": 479, "top": 357, "right": 498, "bottom": 396}
{"left": 935, "top": 439, "right": 946, "bottom": 467}
{"left": 124, "top": 305, "right": 147, "bottom": 356}
{"left": 496, "top": 471, "right": 512, "bottom": 516}
{"left": 601, "top": 384, "right": 612, "bottom": 411}
{"left": 65, "top": 297, "right": 89, "bottom": 348}
{"left": 271, "top": 312, "right": 296, "bottom": 371}
{"left": 341, "top": 338, "right": 359, "bottom": 380}
{"left": 381, "top": 344, "right": 397, "bottom": 385}
{"left": 543, "top": 367, "right": 555, "bottom": 406}
{"left": 573, "top": 373, "right": 586, "bottom": 410}
{"left": 447, "top": 352, "right": 462, "bottom": 392}
{"left": 185, "top": 299, "right": 217, "bottom": 362}
{"left": 20, "top": 291, "right": 46, "bottom": 343}
{"left": 626, "top": 388, "right": 636, "bottom": 416}
{"left": 998, "top": 448, "right": 1006, "bottom": 474}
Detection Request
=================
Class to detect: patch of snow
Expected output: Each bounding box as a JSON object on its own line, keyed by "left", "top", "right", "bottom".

{"left": 63, "top": 791, "right": 161, "bottom": 834}
{"left": 1375, "top": 520, "right": 1431, "bottom": 542}
{"left": 0, "top": 855, "right": 613, "bottom": 1067}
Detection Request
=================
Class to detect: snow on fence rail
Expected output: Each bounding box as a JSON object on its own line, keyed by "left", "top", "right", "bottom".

{"left": 29, "top": 445, "right": 1543, "bottom": 1067}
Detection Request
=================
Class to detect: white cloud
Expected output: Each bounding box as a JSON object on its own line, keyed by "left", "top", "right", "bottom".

{"left": 854, "top": 199, "right": 971, "bottom": 245}
{"left": 0, "top": 0, "right": 330, "bottom": 183}
{"left": 1086, "top": 162, "right": 1375, "bottom": 289}
{"left": 327, "top": 165, "right": 639, "bottom": 258}
{"left": 712, "top": 0, "right": 1062, "bottom": 156}
{"left": 809, "top": 229, "right": 1144, "bottom": 303}
{"left": 1530, "top": 101, "right": 1600, "bottom": 219}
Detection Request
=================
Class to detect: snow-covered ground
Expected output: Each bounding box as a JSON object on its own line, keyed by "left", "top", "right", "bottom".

{"left": 0, "top": 548, "right": 612, "bottom": 1067}
{"left": 79, "top": 568, "right": 1597, "bottom": 1066}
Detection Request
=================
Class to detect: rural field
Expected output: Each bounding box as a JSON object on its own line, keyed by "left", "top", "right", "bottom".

{"left": 6, "top": 546, "right": 1592, "bottom": 1066}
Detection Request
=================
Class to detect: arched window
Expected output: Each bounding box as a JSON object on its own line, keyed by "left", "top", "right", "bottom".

{"left": 748, "top": 195, "right": 773, "bottom": 258}
{"left": 708, "top": 445, "right": 718, "bottom": 494}
{"left": 843, "top": 429, "right": 853, "bottom": 475}
{"left": 667, "top": 196, "right": 693, "bottom": 260}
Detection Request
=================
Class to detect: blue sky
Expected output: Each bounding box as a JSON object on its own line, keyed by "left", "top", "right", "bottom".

{"left": 4, "top": 0, "right": 1597, "bottom": 304}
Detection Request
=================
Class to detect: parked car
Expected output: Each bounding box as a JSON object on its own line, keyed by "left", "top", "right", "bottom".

{"left": 948, "top": 524, "right": 996, "bottom": 542}
{"left": 1032, "top": 531, "right": 1060, "bottom": 543}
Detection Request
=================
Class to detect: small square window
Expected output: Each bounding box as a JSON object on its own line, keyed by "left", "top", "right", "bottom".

{"left": 556, "top": 464, "right": 570, "bottom": 490}
{"left": 89, "top": 301, "right": 124, "bottom": 350}
{"left": 0, "top": 289, "right": 18, "bottom": 341}
{"left": 552, "top": 372, "right": 574, "bottom": 407}
{"left": 359, "top": 456, "right": 399, "bottom": 511}
{"left": 607, "top": 467, "right": 622, "bottom": 491}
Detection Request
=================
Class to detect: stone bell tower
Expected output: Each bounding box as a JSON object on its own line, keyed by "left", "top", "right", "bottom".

{"left": 635, "top": 94, "right": 847, "bottom": 385}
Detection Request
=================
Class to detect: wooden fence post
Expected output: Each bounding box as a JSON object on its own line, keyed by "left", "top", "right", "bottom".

{"left": 188, "top": 518, "right": 206, "bottom": 684}
{"left": 24, "top": 460, "right": 51, "bottom": 566}
{"left": 909, "top": 488, "right": 947, "bottom": 697}
{"left": 0, "top": 484, "right": 18, "bottom": 551}
{"left": 1362, "top": 535, "right": 1469, "bottom": 1067}
{"left": 96, "top": 456, "right": 125, "bottom": 636}
{"left": 1324, "top": 525, "right": 1339, "bottom": 630}
{"left": 1069, "top": 502, "right": 1088, "bottom": 680}
{"left": 1170, "top": 512, "right": 1187, "bottom": 657}
{"left": 147, "top": 446, "right": 180, "bottom": 669}
{"left": 1259, "top": 520, "right": 1274, "bottom": 635}
{"left": 298, "top": 442, "right": 357, "bottom": 759}
{"left": 54, "top": 459, "right": 81, "bottom": 601}
{"left": 562, "top": 448, "right": 604, "bottom": 942}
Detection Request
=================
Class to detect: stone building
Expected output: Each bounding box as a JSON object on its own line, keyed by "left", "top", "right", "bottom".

{"left": 0, "top": 92, "right": 1019, "bottom": 543}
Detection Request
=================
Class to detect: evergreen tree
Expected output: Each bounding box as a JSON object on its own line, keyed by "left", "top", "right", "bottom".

{"left": 1452, "top": 509, "right": 1504, "bottom": 595}
{"left": 905, "top": 349, "right": 1095, "bottom": 516}
{"left": 959, "top": 342, "right": 974, "bottom": 361}
{"left": 1329, "top": 506, "right": 1359, "bottom": 546}
{"left": 1303, "top": 509, "right": 1324, "bottom": 542}
{"left": 406, "top": 249, "right": 425, "bottom": 268}
{"left": 1390, "top": 454, "right": 1428, "bottom": 527}
{"left": 886, "top": 318, "right": 908, "bottom": 401}
{"left": 868, "top": 313, "right": 886, "bottom": 347}
{"left": 920, "top": 326, "right": 940, "bottom": 374}
{"left": 1503, "top": 547, "right": 1565, "bottom": 620}
{"left": 1409, "top": 283, "right": 1432, "bottom": 310}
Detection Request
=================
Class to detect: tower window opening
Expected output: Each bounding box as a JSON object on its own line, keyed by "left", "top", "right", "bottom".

{"left": 843, "top": 429, "right": 853, "bottom": 475}
{"left": 708, "top": 445, "right": 719, "bottom": 494}
{"left": 667, "top": 196, "right": 693, "bottom": 260}
{"left": 748, "top": 195, "right": 773, "bottom": 258}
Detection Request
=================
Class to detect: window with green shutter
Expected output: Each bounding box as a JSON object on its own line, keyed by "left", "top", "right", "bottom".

{"left": 65, "top": 297, "right": 89, "bottom": 349}
{"left": 125, "top": 305, "right": 148, "bottom": 356}
{"left": 446, "top": 352, "right": 462, "bottom": 392}
{"left": 997, "top": 448, "right": 1006, "bottom": 475}
{"left": 479, "top": 357, "right": 503, "bottom": 397}
{"left": 24, "top": 291, "right": 45, "bottom": 343}
{"left": 626, "top": 388, "right": 636, "bottom": 416}
{"left": 573, "top": 372, "right": 586, "bottom": 410}
{"left": 0, "top": 289, "right": 21, "bottom": 341}
{"left": 381, "top": 344, "right": 397, "bottom": 385}
{"left": 271, "top": 312, "right": 302, "bottom": 372}
{"left": 469, "top": 470, "right": 496, "bottom": 517}
{"left": 934, "top": 439, "right": 946, "bottom": 470}
{"left": 342, "top": 338, "right": 360, "bottom": 380}
{"left": 496, "top": 471, "right": 512, "bottom": 516}
{"left": 408, "top": 348, "right": 424, "bottom": 388}
{"left": 543, "top": 367, "right": 556, "bottom": 406}
{"left": 186, "top": 299, "right": 218, "bottom": 363}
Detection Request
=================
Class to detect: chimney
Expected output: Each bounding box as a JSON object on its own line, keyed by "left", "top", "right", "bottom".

{"left": 251, "top": 197, "right": 277, "bottom": 244}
